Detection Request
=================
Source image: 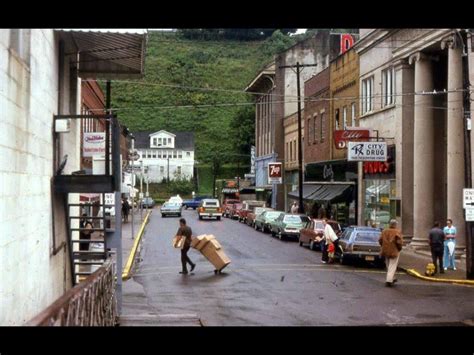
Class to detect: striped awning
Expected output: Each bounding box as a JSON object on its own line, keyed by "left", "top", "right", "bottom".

{"left": 288, "top": 184, "right": 352, "bottom": 202}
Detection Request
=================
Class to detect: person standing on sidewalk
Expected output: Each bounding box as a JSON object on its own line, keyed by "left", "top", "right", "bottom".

{"left": 429, "top": 221, "right": 445, "bottom": 274}
{"left": 443, "top": 219, "right": 457, "bottom": 271}
{"left": 176, "top": 218, "right": 196, "bottom": 275}
{"left": 379, "top": 219, "right": 403, "bottom": 287}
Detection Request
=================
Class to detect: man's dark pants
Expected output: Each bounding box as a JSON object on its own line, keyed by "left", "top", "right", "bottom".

{"left": 181, "top": 245, "right": 194, "bottom": 272}
{"left": 431, "top": 246, "right": 444, "bottom": 273}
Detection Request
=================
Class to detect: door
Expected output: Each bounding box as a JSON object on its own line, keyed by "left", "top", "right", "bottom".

{"left": 300, "top": 220, "right": 314, "bottom": 243}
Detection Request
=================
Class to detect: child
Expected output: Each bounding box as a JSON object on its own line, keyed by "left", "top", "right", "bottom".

{"left": 327, "top": 242, "right": 335, "bottom": 264}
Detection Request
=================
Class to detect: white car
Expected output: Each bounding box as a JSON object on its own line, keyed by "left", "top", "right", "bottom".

{"left": 198, "top": 199, "right": 223, "bottom": 221}
{"left": 168, "top": 195, "right": 183, "bottom": 206}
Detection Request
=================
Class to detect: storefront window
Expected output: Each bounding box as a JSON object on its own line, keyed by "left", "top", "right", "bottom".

{"left": 364, "top": 179, "right": 394, "bottom": 229}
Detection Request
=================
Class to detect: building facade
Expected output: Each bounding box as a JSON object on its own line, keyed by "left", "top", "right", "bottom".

{"left": 132, "top": 130, "right": 195, "bottom": 183}
{"left": 245, "top": 62, "right": 276, "bottom": 207}
{"left": 354, "top": 29, "right": 468, "bottom": 252}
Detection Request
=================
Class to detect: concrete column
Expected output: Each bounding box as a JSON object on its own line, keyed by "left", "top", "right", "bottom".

{"left": 394, "top": 59, "right": 414, "bottom": 238}
{"left": 443, "top": 36, "right": 466, "bottom": 248}
{"left": 409, "top": 52, "right": 436, "bottom": 248}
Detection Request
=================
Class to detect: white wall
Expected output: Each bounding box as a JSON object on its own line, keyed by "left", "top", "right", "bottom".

{"left": 136, "top": 149, "right": 195, "bottom": 183}
{"left": 0, "top": 29, "right": 80, "bottom": 325}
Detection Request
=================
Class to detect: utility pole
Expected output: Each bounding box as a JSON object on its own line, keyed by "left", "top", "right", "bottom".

{"left": 130, "top": 135, "right": 135, "bottom": 239}
{"left": 279, "top": 62, "right": 317, "bottom": 214}
{"left": 140, "top": 160, "right": 143, "bottom": 221}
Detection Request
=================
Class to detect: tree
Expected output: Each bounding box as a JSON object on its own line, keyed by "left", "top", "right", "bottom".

{"left": 230, "top": 105, "right": 255, "bottom": 163}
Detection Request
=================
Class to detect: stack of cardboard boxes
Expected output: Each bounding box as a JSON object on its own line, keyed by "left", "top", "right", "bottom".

{"left": 191, "top": 235, "right": 231, "bottom": 273}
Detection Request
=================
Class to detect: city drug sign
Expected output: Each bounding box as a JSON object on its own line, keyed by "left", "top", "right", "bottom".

{"left": 348, "top": 142, "right": 387, "bottom": 162}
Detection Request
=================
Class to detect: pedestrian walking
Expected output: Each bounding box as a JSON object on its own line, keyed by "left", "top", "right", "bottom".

{"left": 443, "top": 219, "right": 457, "bottom": 271}
{"left": 122, "top": 198, "right": 130, "bottom": 223}
{"left": 317, "top": 204, "right": 326, "bottom": 219}
{"left": 290, "top": 202, "right": 298, "bottom": 214}
{"left": 175, "top": 218, "right": 196, "bottom": 275}
{"left": 429, "top": 221, "right": 445, "bottom": 274}
{"left": 379, "top": 219, "right": 403, "bottom": 287}
{"left": 321, "top": 218, "right": 339, "bottom": 264}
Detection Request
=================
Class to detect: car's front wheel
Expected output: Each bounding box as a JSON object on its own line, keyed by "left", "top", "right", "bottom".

{"left": 254, "top": 223, "right": 259, "bottom": 231}
{"left": 217, "top": 216, "right": 221, "bottom": 221}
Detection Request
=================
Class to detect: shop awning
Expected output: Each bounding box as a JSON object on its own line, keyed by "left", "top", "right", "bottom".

{"left": 288, "top": 184, "right": 353, "bottom": 202}
{"left": 56, "top": 29, "right": 147, "bottom": 79}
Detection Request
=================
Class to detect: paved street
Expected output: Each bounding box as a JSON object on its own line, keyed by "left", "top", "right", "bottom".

{"left": 131, "top": 209, "right": 474, "bottom": 326}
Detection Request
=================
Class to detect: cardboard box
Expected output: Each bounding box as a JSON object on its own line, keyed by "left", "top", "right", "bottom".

{"left": 195, "top": 234, "right": 215, "bottom": 251}
{"left": 191, "top": 234, "right": 206, "bottom": 249}
{"left": 200, "top": 242, "right": 231, "bottom": 271}
{"left": 208, "top": 238, "right": 222, "bottom": 250}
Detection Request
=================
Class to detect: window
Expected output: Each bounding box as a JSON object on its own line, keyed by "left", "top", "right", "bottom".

{"left": 177, "top": 166, "right": 182, "bottom": 175}
{"left": 289, "top": 141, "right": 292, "bottom": 162}
{"left": 362, "top": 76, "right": 374, "bottom": 114}
{"left": 286, "top": 142, "right": 289, "bottom": 161}
{"left": 160, "top": 166, "right": 164, "bottom": 173}
{"left": 186, "top": 152, "right": 191, "bottom": 157}
{"left": 313, "top": 115, "right": 317, "bottom": 144}
{"left": 158, "top": 150, "right": 162, "bottom": 159}
{"left": 178, "top": 151, "right": 182, "bottom": 159}
{"left": 162, "top": 151, "right": 167, "bottom": 159}
{"left": 351, "top": 103, "right": 356, "bottom": 125}
{"left": 158, "top": 138, "right": 162, "bottom": 146}
{"left": 153, "top": 138, "right": 157, "bottom": 146}
{"left": 173, "top": 151, "right": 177, "bottom": 159}
{"left": 320, "top": 113, "right": 325, "bottom": 142}
{"left": 382, "top": 67, "right": 395, "bottom": 106}
{"left": 168, "top": 138, "right": 172, "bottom": 145}
{"left": 335, "top": 109, "right": 340, "bottom": 130}
{"left": 152, "top": 150, "right": 157, "bottom": 158}
{"left": 294, "top": 139, "right": 297, "bottom": 161}
{"left": 147, "top": 151, "right": 151, "bottom": 159}
{"left": 343, "top": 106, "right": 348, "bottom": 130}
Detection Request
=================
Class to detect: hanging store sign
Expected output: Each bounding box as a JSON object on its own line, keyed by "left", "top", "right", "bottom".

{"left": 334, "top": 128, "right": 371, "bottom": 149}
{"left": 83, "top": 132, "right": 106, "bottom": 157}
{"left": 348, "top": 142, "right": 387, "bottom": 162}
{"left": 268, "top": 162, "right": 283, "bottom": 184}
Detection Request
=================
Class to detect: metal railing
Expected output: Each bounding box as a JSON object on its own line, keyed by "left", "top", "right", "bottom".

{"left": 27, "top": 258, "right": 117, "bottom": 326}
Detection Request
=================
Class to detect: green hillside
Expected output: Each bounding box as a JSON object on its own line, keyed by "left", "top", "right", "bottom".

{"left": 111, "top": 30, "right": 278, "bottom": 162}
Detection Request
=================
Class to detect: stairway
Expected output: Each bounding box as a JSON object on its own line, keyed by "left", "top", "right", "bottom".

{"left": 66, "top": 200, "right": 115, "bottom": 285}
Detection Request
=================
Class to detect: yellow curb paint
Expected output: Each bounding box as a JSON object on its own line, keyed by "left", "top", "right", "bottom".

{"left": 405, "top": 268, "right": 474, "bottom": 286}
{"left": 122, "top": 210, "right": 152, "bottom": 281}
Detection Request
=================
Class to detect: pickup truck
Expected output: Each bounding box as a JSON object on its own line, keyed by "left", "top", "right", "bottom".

{"left": 223, "top": 199, "right": 240, "bottom": 218}
{"left": 238, "top": 200, "right": 267, "bottom": 223}
{"left": 182, "top": 196, "right": 212, "bottom": 210}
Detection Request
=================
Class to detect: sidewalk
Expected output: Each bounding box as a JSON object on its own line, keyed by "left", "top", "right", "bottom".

{"left": 398, "top": 245, "right": 474, "bottom": 285}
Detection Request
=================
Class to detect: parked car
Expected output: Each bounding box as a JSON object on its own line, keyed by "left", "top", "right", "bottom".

{"left": 198, "top": 199, "right": 223, "bottom": 221}
{"left": 299, "top": 219, "right": 342, "bottom": 251}
{"left": 254, "top": 210, "right": 284, "bottom": 233}
{"left": 246, "top": 207, "right": 273, "bottom": 227}
{"left": 182, "top": 196, "right": 211, "bottom": 210}
{"left": 160, "top": 202, "right": 182, "bottom": 217}
{"left": 238, "top": 200, "right": 267, "bottom": 223}
{"left": 335, "top": 226, "right": 384, "bottom": 267}
{"left": 223, "top": 199, "right": 240, "bottom": 218}
{"left": 269, "top": 213, "right": 311, "bottom": 240}
{"left": 229, "top": 203, "right": 244, "bottom": 220}
{"left": 140, "top": 197, "right": 156, "bottom": 209}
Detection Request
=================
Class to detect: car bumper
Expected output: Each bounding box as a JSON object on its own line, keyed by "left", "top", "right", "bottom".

{"left": 199, "top": 213, "right": 221, "bottom": 218}
{"left": 343, "top": 253, "right": 384, "bottom": 262}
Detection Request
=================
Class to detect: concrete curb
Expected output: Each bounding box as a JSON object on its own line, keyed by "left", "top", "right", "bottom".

{"left": 401, "top": 267, "right": 474, "bottom": 286}
{"left": 122, "top": 210, "right": 152, "bottom": 281}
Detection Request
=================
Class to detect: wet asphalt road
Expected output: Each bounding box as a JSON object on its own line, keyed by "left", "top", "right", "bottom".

{"left": 133, "top": 209, "right": 474, "bottom": 326}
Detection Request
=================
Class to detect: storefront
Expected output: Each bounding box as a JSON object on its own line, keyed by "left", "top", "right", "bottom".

{"left": 361, "top": 145, "right": 397, "bottom": 229}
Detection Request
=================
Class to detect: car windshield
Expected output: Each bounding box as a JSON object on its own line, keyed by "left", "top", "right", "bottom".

{"left": 284, "top": 215, "right": 305, "bottom": 223}
{"left": 164, "top": 203, "right": 178, "bottom": 208}
{"left": 254, "top": 208, "right": 265, "bottom": 214}
{"left": 266, "top": 212, "right": 281, "bottom": 219}
{"left": 354, "top": 231, "right": 381, "bottom": 243}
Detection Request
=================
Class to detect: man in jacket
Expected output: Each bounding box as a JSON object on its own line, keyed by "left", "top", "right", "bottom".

{"left": 379, "top": 219, "right": 403, "bottom": 287}
{"left": 429, "top": 221, "right": 445, "bottom": 274}
{"left": 176, "top": 218, "right": 196, "bottom": 275}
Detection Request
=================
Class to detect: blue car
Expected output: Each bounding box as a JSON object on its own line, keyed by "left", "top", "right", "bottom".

{"left": 182, "top": 196, "right": 212, "bottom": 210}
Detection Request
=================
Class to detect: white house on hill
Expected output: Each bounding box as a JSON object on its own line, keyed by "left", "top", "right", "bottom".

{"left": 132, "top": 130, "right": 195, "bottom": 182}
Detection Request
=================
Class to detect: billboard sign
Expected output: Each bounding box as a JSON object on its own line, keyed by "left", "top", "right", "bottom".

{"left": 334, "top": 128, "right": 371, "bottom": 149}
{"left": 83, "top": 132, "right": 106, "bottom": 157}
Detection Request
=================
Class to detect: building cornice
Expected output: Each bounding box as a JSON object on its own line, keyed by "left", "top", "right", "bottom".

{"left": 353, "top": 29, "right": 394, "bottom": 55}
